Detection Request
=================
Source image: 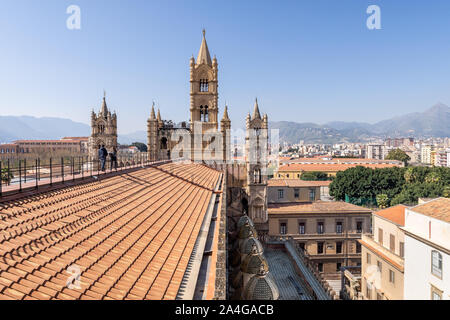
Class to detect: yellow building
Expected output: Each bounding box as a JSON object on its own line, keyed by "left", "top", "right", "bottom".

{"left": 359, "top": 205, "right": 407, "bottom": 300}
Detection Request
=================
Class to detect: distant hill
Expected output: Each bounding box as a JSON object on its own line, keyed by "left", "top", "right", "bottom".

{"left": 271, "top": 103, "right": 450, "bottom": 144}
{"left": 0, "top": 116, "right": 90, "bottom": 143}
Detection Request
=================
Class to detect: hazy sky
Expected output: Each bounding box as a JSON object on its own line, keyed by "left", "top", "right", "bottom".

{"left": 1, "top": 0, "right": 450, "bottom": 134}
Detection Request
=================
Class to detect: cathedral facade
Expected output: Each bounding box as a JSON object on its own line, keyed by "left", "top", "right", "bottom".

{"left": 88, "top": 94, "right": 118, "bottom": 159}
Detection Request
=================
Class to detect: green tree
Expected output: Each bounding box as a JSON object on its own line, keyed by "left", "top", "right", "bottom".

{"left": 300, "top": 171, "right": 330, "bottom": 181}
{"left": 376, "top": 194, "right": 389, "bottom": 209}
{"left": 1, "top": 168, "right": 14, "bottom": 185}
{"left": 385, "top": 148, "right": 411, "bottom": 166}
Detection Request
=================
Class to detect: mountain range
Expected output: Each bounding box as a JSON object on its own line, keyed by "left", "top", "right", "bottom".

{"left": 1, "top": 103, "right": 449, "bottom": 145}
{"left": 270, "top": 103, "right": 450, "bottom": 144}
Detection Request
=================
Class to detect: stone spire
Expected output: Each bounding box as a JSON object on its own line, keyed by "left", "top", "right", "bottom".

{"left": 157, "top": 108, "right": 161, "bottom": 121}
{"left": 252, "top": 98, "right": 261, "bottom": 120}
{"left": 101, "top": 91, "right": 108, "bottom": 115}
{"left": 150, "top": 102, "right": 156, "bottom": 120}
{"left": 222, "top": 104, "right": 230, "bottom": 121}
{"left": 196, "top": 29, "right": 212, "bottom": 66}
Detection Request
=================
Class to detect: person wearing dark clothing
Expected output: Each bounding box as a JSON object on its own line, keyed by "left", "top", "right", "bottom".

{"left": 99, "top": 145, "right": 107, "bottom": 171}
{"left": 109, "top": 147, "right": 118, "bottom": 171}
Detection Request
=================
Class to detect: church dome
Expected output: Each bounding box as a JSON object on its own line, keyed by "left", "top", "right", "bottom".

{"left": 239, "top": 237, "right": 264, "bottom": 256}
{"left": 242, "top": 266, "right": 279, "bottom": 300}
{"left": 238, "top": 221, "right": 258, "bottom": 240}
{"left": 240, "top": 247, "right": 269, "bottom": 275}
{"left": 236, "top": 215, "right": 254, "bottom": 230}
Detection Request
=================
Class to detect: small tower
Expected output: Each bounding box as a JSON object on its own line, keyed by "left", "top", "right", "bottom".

{"left": 147, "top": 102, "right": 158, "bottom": 161}
{"left": 88, "top": 93, "right": 118, "bottom": 159}
{"left": 220, "top": 104, "right": 231, "bottom": 163}
{"left": 245, "top": 98, "right": 269, "bottom": 226}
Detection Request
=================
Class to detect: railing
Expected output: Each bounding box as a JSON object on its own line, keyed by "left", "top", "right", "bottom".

{"left": 0, "top": 153, "right": 160, "bottom": 198}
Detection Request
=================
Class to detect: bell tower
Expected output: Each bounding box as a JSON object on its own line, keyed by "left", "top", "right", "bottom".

{"left": 245, "top": 98, "right": 269, "bottom": 225}
{"left": 190, "top": 29, "right": 218, "bottom": 133}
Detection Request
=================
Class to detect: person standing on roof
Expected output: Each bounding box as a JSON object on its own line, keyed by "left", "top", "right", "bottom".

{"left": 99, "top": 145, "right": 107, "bottom": 171}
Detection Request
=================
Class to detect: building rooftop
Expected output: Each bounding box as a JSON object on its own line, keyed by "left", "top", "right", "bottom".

{"left": 268, "top": 201, "right": 371, "bottom": 215}
{"left": 0, "top": 162, "right": 222, "bottom": 300}
{"left": 410, "top": 198, "right": 450, "bottom": 223}
{"left": 268, "top": 179, "right": 331, "bottom": 187}
{"left": 374, "top": 205, "right": 408, "bottom": 226}
{"left": 277, "top": 162, "right": 400, "bottom": 173}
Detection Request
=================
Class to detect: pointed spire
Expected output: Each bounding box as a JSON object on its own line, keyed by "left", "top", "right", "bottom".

{"left": 252, "top": 98, "right": 261, "bottom": 120}
{"left": 150, "top": 102, "right": 156, "bottom": 120}
{"left": 196, "top": 29, "right": 212, "bottom": 66}
{"left": 222, "top": 104, "right": 230, "bottom": 121}
{"left": 101, "top": 91, "right": 108, "bottom": 115}
{"left": 157, "top": 108, "right": 161, "bottom": 121}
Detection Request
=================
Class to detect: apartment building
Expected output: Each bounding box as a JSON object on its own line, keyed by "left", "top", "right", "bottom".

{"left": 268, "top": 198, "right": 372, "bottom": 275}
{"left": 360, "top": 205, "right": 407, "bottom": 300}
{"left": 420, "top": 145, "right": 434, "bottom": 165}
{"left": 403, "top": 198, "right": 450, "bottom": 300}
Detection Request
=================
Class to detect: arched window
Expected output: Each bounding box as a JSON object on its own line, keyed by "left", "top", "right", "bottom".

{"left": 200, "top": 79, "right": 209, "bottom": 92}
{"left": 200, "top": 105, "right": 209, "bottom": 122}
{"left": 253, "top": 167, "right": 261, "bottom": 184}
{"left": 98, "top": 123, "right": 105, "bottom": 134}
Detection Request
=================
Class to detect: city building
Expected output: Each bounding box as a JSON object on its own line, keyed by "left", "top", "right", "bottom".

{"left": 13, "top": 138, "right": 88, "bottom": 155}
{"left": 420, "top": 145, "right": 434, "bottom": 165}
{"left": 359, "top": 205, "right": 407, "bottom": 300}
{"left": 88, "top": 93, "right": 118, "bottom": 160}
{"left": 366, "top": 144, "right": 385, "bottom": 160}
{"left": 403, "top": 198, "right": 450, "bottom": 300}
{"left": 268, "top": 201, "right": 372, "bottom": 275}
{"left": 275, "top": 160, "right": 401, "bottom": 179}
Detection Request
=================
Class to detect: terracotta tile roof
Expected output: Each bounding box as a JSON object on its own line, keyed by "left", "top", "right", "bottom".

{"left": 268, "top": 201, "right": 372, "bottom": 214}
{"left": 0, "top": 162, "right": 222, "bottom": 300}
{"left": 410, "top": 198, "right": 450, "bottom": 223}
{"left": 374, "top": 205, "right": 408, "bottom": 226}
{"left": 267, "top": 179, "right": 331, "bottom": 187}
{"left": 277, "top": 163, "right": 400, "bottom": 172}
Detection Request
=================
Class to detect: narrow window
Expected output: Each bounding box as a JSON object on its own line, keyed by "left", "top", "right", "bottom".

{"left": 317, "top": 242, "right": 324, "bottom": 254}
{"left": 336, "top": 263, "right": 342, "bottom": 272}
{"left": 317, "top": 221, "right": 324, "bottom": 234}
{"left": 378, "top": 228, "right": 383, "bottom": 245}
{"left": 356, "top": 242, "right": 361, "bottom": 253}
{"left": 389, "top": 270, "right": 395, "bottom": 283}
{"left": 431, "top": 250, "right": 443, "bottom": 278}
{"left": 309, "top": 188, "right": 316, "bottom": 201}
{"left": 278, "top": 189, "right": 284, "bottom": 199}
{"left": 336, "top": 221, "right": 343, "bottom": 234}
{"left": 298, "top": 222, "right": 305, "bottom": 234}
{"left": 399, "top": 242, "right": 404, "bottom": 258}
{"left": 294, "top": 188, "right": 300, "bottom": 199}
{"left": 280, "top": 222, "right": 287, "bottom": 235}
{"left": 299, "top": 242, "right": 305, "bottom": 251}
{"left": 367, "top": 253, "right": 371, "bottom": 264}
{"left": 356, "top": 221, "right": 363, "bottom": 233}
{"left": 377, "top": 261, "right": 382, "bottom": 273}
{"left": 336, "top": 241, "right": 342, "bottom": 254}
{"left": 390, "top": 234, "right": 395, "bottom": 252}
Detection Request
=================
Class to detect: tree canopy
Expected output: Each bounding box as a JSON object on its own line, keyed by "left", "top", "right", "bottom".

{"left": 329, "top": 165, "right": 450, "bottom": 207}
{"left": 385, "top": 148, "right": 411, "bottom": 166}
{"left": 300, "top": 171, "right": 332, "bottom": 181}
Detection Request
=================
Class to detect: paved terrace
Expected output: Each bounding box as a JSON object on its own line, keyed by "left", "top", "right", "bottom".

{"left": 0, "top": 162, "right": 223, "bottom": 300}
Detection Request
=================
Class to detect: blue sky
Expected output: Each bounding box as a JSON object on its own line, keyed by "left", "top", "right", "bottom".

{"left": 1, "top": 0, "right": 450, "bottom": 134}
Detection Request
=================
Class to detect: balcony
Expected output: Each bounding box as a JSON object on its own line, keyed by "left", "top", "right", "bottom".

{"left": 360, "top": 234, "right": 404, "bottom": 271}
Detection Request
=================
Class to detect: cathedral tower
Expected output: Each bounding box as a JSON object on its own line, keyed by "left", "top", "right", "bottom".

{"left": 245, "top": 98, "right": 269, "bottom": 225}
{"left": 89, "top": 93, "right": 118, "bottom": 159}
{"left": 190, "top": 30, "right": 219, "bottom": 133}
